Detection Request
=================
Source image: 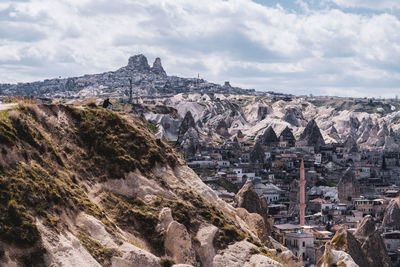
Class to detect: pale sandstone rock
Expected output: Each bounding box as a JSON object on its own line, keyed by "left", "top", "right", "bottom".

{"left": 165, "top": 221, "right": 196, "bottom": 265}
{"left": 382, "top": 199, "right": 400, "bottom": 229}
{"left": 76, "top": 213, "right": 118, "bottom": 249}
{"left": 103, "top": 170, "right": 176, "bottom": 200}
{"left": 111, "top": 243, "right": 161, "bottom": 267}
{"left": 37, "top": 222, "right": 101, "bottom": 267}
{"left": 156, "top": 207, "right": 174, "bottom": 232}
{"left": 213, "top": 241, "right": 281, "bottom": 267}
{"left": 243, "top": 254, "right": 283, "bottom": 267}
{"left": 236, "top": 208, "right": 269, "bottom": 244}
{"left": 195, "top": 224, "right": 218, "bottom": 266}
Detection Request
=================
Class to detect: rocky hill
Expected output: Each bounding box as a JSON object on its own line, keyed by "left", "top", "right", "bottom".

{"left": 0, "top": 55, "right": 255, "bottom": 97}
{"left": 0, "top": 103, "right": 296, "bottom": 266}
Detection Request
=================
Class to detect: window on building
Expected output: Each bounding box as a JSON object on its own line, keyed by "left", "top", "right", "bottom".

{"left": 302, "top": 241, "right": 305, "bottom": 247}
{"left": 387, "top": 244, "right": 391, "bottom": 249}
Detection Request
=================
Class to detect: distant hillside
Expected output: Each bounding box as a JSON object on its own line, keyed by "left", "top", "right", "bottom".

{"left": 0, "top": 54, "right": 256, "bottom": 97}
{"left": 143, "top": 93, "right": 400, "bottom": 151}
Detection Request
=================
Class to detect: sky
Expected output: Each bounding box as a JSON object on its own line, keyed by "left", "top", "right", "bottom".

{"left": 0, "top": 0, "right": 400, "bottom": 97}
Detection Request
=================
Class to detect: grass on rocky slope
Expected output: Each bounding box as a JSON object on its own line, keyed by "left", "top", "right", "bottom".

{"left": 0, "top": 104, "right": 178, "bottom": 248}
{"left": 100, "top": 189, "right": 247, "bottom": 255}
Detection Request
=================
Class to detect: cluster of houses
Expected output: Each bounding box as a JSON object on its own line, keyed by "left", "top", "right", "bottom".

{"left": 185, "top": 124, "right": 400, "bottom": 266}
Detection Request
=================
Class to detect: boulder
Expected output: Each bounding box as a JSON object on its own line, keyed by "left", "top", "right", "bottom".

{"left": 165, "top": 221, "right": 196, "bottom": 265}
{"left": 195, "top": 224, "right": 218, "bottom": 266}
{"left": 213, "top": 241, "right": 282, "bottom": 267}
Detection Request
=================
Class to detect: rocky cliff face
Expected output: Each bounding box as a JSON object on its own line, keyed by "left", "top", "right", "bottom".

{"left": 0, "top": 103, "right": 291, "bottom": 267}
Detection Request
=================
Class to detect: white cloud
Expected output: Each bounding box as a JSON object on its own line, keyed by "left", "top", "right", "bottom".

{"left": 331, "top": 0, "right": 400, "bottom": 10}
{"left": 0, "top": 0, "right": 399, "bottom": 97}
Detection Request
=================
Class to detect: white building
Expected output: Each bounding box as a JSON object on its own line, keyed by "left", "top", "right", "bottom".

{"left": 284, "top": 232, "right": 315, "bottom": 263}
{"left": 253, "top": 183, "right": 282, "bottom": 204}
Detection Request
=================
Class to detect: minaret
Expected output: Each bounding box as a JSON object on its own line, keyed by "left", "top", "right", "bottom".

{"left": 299, "top": 159, "right": 306, "bottom": 226}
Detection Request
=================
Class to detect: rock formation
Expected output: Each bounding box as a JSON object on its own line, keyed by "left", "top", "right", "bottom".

{"left": 213, "top": 241, "right": 282, "bottom": 267}
{"left": 233, "top": 181, "right": 272, "bottom": 239}
{"left": 328, "top": 125, "right": 340, "bottom": 140}
{"left": 258, "top": 126, "right": 278, "bottom": 146}
{"left": 354, "top": 215, "right": 375, "bottom": 239}
{"left": 283, "top": 108, "right": 303, "bottom": 126}
{"left": 151, "top": 57, "right": 166, "bottom": 76}
{"left": 216, "top": 120, "right": 230, "bottom": 136}
{"left": 329, "top": 228, "right": 370, "bottom": 267}
{"left": 382, "top": 199, "right": 400, "bottom": 229}
{"left": 257, "top": 106, "right": 269, "bottom": 120}
{"left": 321, "top": 223, "right": 392, "bottom": 267}
{"left": 279, "top": 126, "right": 296, "bottom": 146}
{"left": 337, "top": 168, "right": 360, "bottom": 204}
{"left": 317, "top": 242, "right": 358, "bottom": 267}
{"left": 299, "top": 119, "right": 325, "bottom": 149}
{"left": 164, "top": 221, "right": 196, "bottom": 265}
{"left": 361, "top": 231, "right": 392, "bottom": 267}
{"left": 250, "top": 142, "right": 266, "bottom": 164}
{"left": 177, "top": 111, "right": 196, "bottom": 142}
{"left": 237, "top": 130, "right": 244, "bottom": 138}
{"left": 127, "top": 54, "right": 151, "bottom": 72}
{"left": 195, "top": 224, "right": 219, "bottom": 267}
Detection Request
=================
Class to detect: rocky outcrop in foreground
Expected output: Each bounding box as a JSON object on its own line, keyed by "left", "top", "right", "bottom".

{"left": 318, "top": 217, "right": 392, "bottom": 267}
{"left": 0, "top": 103, "right": 291, "bottom": 267}
{"left": 233, "top": 181, "right": 272, "bottom": 243}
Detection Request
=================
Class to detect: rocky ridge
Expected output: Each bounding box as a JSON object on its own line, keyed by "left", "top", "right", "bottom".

{"left": 140, "top": 93, "right": 400, "bottom": 153}
{"left": 0, "top": 54, "right": 255, "bottom": 97}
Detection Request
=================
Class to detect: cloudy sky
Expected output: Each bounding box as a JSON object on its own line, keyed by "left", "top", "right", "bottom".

{"left": 1, "top": 0, "right": 400, "bottom": 97}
